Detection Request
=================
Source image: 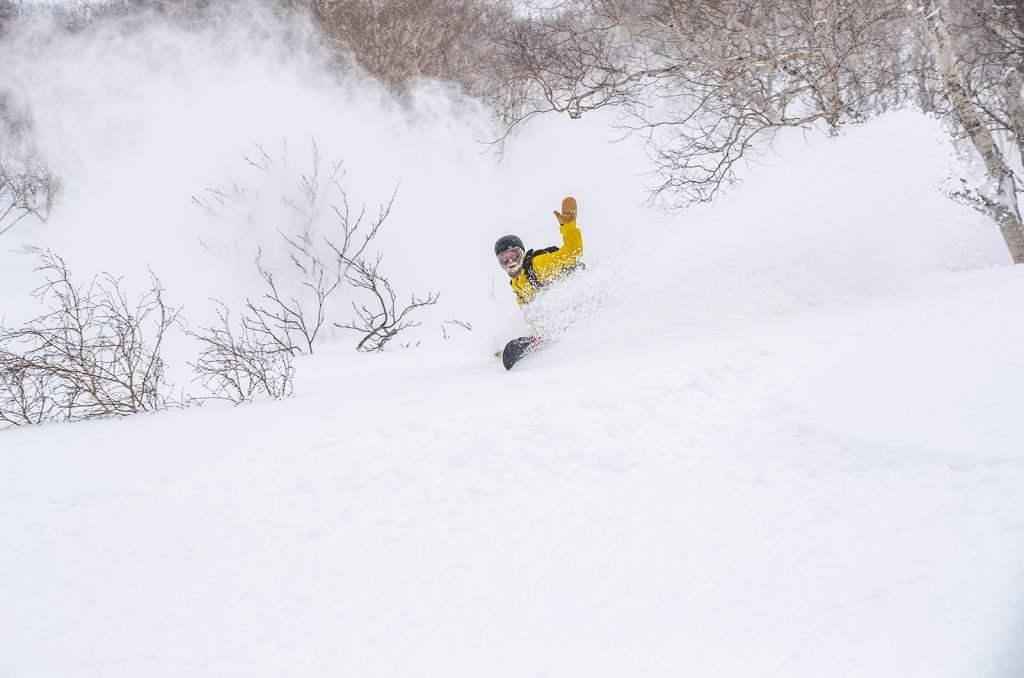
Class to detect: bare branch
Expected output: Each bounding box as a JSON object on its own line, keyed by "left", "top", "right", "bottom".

{"left": 334, "top": 254, "right": 439, "bottom": 352}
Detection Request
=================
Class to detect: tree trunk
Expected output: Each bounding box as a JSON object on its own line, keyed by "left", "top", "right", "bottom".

{"left": 1002, "top": 66, "right": 1024, "bottom": 172}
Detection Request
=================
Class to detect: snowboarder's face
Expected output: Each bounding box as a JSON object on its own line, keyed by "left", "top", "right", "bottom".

{"left": 498, "top": 248, "right": 524, "bottom": 277}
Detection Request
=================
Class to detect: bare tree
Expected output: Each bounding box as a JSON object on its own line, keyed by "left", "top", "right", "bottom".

{"left": 8, "top": 0, "right": 517, "bottom": 97}
{"left": 54, "top": 0, "right": 243, "bottom": 29}
{"left": 185, "top": 302, "right": 294, "bottom": 404}
{"left": 917, "top": 0, "right": 1024, "bottom": 264}
{"left": 335, "top": 253, "right": 439, "bottom": 352}
{"left": 485, "top": 0, "right": 1024, "bottom": 263}
{"left": 303, "top": 0, "right": 516, "bottom": 96}
{"left": 493, "top": 1, "right": 908, "bottom": 206}
{"left": 0, "top": 250, "right": 179, "bottom": 428}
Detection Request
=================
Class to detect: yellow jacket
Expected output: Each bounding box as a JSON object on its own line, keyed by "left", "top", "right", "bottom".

{"left": 510, "top": 220, "right": 584, "bottom": 306}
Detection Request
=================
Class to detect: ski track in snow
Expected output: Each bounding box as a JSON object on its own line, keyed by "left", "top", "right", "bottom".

{"left": 2, "top": 267, "right": 1024, "bottom": 678}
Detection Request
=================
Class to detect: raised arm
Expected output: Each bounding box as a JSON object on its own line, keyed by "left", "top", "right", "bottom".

{"left": 536, "top": 197, "right": 583, "bottom": 274}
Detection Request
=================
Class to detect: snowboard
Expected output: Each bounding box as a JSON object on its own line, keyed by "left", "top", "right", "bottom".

{"left": 500, "top": 336, "right": 539, "bottom": 370}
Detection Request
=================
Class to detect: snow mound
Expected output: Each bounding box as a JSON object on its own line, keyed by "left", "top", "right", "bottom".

{"left": 527, "top": 110, "right": 1004, "bottom": 352}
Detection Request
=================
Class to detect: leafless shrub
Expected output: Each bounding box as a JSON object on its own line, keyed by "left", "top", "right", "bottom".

{"left": 442, "top": 318, "right": 472, "bottom": 339}
{"left": 0, "top": 157, "right": 59, "bottom": 239}
{"left": 335, "top": 253, "right": 439, "bottom": 352}
{"left": 1, "top": 88, "right": 60, "bottom": 239}
{"left": 185, "top": 302, "right": 294, "bottom": 404}
{"left": 243, "top": 236, "right": 341, "bottom": 356}
{"left": 241, "top": 163, "right": 390, "bottom": 354}
{"left": 194, "top": 142, "right": 422, "bottom": 354}
{"left": 0, "top": 250, "right": 179, "bottom": 429}
{"left": 195, "top": 143, "right": 391, "bottom": 356}
{"left": 0, "top": 0, "right": 22, "bottom": 29}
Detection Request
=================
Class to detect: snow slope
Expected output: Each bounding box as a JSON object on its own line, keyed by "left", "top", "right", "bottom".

{"left": 2, "top": 10, "right": 1024, "bottom": 678}
{"left": 3, "top": 264, "right": 1024, "bottom": 678}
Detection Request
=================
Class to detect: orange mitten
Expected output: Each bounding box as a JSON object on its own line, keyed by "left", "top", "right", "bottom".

{"left": 553, "top": 196, "right": 577, "bottom": 226}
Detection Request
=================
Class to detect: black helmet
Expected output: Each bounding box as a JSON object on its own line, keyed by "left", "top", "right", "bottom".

{"left": 494, "top": 235, "right": 524, "bottom": 256}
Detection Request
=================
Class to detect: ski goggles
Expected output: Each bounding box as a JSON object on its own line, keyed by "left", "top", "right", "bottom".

{"left": 497, "top": 248, "right": 523, "bottom": 267}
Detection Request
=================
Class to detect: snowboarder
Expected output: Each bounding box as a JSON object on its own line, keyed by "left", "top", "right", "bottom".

{"left": 495, "top": 196, "right": 584, "bottom": 307}
{"left": 494, "top": 196, "right": 584, "bottom": 369}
